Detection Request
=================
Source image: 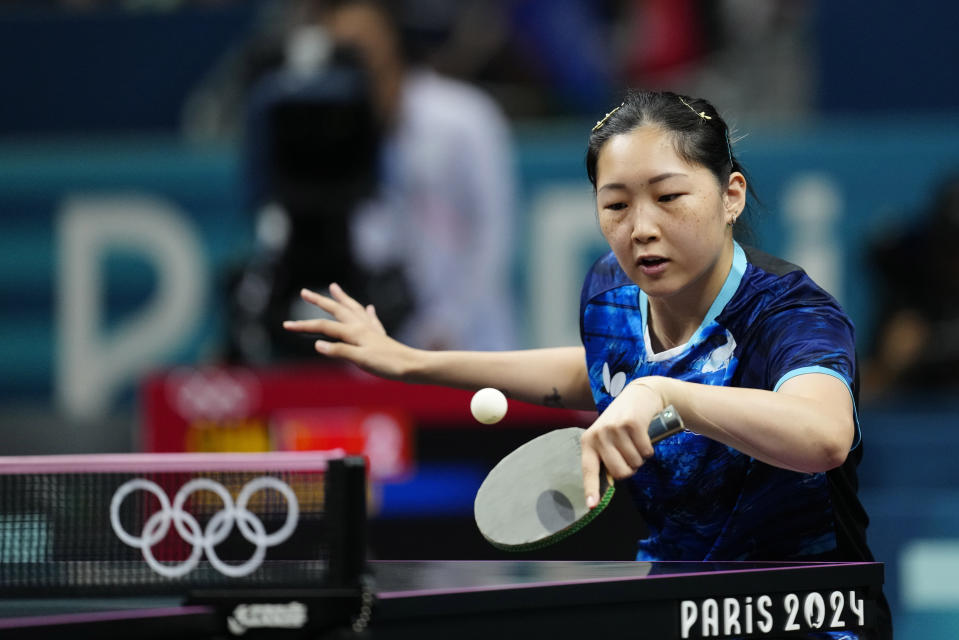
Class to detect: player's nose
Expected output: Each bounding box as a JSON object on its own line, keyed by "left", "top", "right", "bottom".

{"left": 629, "top": 207, "right": 660, "bottom": 243}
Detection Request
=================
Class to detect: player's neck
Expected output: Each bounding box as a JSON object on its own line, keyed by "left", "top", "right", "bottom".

{"left": 647, "top": 307, "right": 700, "bottom": 352}
{"left": 647, "top": 243, "right": 734, "bottom": 352}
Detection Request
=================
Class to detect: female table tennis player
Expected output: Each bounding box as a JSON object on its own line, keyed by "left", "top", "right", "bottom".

{"left": 285, "top": 90, "right": 890, "bottom": 636}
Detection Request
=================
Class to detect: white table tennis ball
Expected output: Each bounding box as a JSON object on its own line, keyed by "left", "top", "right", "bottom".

{"left": 470, "top": 387, "right": 508, "bottom": 424}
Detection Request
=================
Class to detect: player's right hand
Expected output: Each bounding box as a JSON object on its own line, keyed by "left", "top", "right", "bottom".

{"left": 282, "top": 283, "right": 419, "bottom": 380}
{"left": 580, "top": 379, "right": 663, "bottom": 508}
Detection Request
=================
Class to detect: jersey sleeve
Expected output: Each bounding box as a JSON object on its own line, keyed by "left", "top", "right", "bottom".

{"left": 579, "top": 251, "right": 629, "bottom": 342}
{"left": 750, "top": 277, "right": 861, "bottom": 447}
{"left": 762, "top": 302, "right": 857, "bottom": 391}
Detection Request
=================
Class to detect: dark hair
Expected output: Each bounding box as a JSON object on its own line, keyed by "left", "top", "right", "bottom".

{"left": 586, "top": 90, "right": 758, "bottom": 242}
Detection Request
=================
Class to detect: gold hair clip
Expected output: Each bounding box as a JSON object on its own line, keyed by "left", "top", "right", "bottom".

{"left": 592, "top": 104, "right": 623, "bottom": 132}
{"left": 679, "top": 96, "right": 712, "bottom": 121}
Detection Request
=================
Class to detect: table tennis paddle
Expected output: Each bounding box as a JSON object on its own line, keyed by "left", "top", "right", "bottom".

{"left": 474, "top": 405, "right": 684, "bottom": 552}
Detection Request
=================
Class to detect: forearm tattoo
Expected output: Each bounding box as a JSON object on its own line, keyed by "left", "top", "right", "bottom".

{"left": 543, "top": 387, "right": 565, "bottom": 409}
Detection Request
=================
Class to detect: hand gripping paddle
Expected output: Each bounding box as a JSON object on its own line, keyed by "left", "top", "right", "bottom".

{"left": 474, "top": 405, "right": 684, "bottom": 551}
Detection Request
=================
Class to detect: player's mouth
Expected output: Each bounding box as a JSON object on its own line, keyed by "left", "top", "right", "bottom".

{"left": 637, "top": 255, "right": 669, "bottom": 275}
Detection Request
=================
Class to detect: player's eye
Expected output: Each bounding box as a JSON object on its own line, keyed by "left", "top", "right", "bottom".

{"left": 603, "top": 202, "right": 628, "bottom": 211}
{"left": 658, "top": 193, "right": 682, "bottom": 203}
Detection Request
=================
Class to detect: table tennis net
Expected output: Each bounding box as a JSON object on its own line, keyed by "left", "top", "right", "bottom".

{"left": 0, "top": 452, "right": 365, "bottom": 596}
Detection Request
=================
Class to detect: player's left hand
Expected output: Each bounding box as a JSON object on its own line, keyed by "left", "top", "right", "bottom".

{"left": 580, "top": 379, "right": 665, "bottom": 508}
{"left": 282, "top": 283, "right": 419, "bottom": 380}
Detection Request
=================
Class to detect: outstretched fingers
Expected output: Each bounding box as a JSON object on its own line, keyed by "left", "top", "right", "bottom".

{"left": 295, "top": 285, "right": 362, "bottom": 321}
{"left": 282, "top": 283, "right": 414, "bottom": 380}
{"left": 314, "top": 338, "right": 361, "bottom": 359}
{"left": 285, "top": 317, "right": 354, "bottom": 342}
{"left": 301, "top": 286, "right": 351, "bottom": 318}
{"left": 285, "top": 285, "right": 383, "bottom": 336}
{"left": 329, "top": 282, "right": 368, "bottom": 316}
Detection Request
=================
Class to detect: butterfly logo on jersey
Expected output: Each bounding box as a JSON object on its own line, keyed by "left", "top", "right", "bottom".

{"left": 701, "top": 330, "right": 737, "bottom": 374}
{"left": 601, "top": 361, "right": 628, "bottom": 397}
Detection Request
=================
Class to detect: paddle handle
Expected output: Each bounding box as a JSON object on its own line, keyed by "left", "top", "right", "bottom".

{"left": 648, "top": 404, "right": 685, "bottom": 443}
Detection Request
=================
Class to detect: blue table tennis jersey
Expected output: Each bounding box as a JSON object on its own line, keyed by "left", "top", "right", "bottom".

{"left": 580, "top": 242, "right": 872, "bottom": 562}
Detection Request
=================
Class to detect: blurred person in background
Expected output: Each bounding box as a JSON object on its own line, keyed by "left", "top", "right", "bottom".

{"left": 862, "top": 174, "right": 959, "bottom": 400}
{"left": 191, "top": 0, "right": 519, "bottom": 362}
{"left": 322, "top": 0, "right": 518, "bottom": 352}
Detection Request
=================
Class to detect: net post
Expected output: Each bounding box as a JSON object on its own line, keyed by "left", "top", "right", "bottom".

{"left": 325, "top": 455, "right": 367, "bottom": 588}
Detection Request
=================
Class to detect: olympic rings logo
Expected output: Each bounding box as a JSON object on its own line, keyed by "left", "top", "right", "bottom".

{"left": 110, "top": 477, "right": 299, "bottom": 578}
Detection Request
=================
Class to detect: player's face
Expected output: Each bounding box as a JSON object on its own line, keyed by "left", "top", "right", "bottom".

{"left": 594, "top": 125, "right": 745, "bottom": 307}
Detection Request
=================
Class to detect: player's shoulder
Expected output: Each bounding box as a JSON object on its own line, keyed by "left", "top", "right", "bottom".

{"left": 581, "top": 251, "right": 632, "bottom": 304}
{"left": 738, "top": 245, "right": 838, "bottom": 306}
{"left": 742, "top": 245, "right": 803, "bottom": 278}
{"left": 726, "top": 245, "right": 850, "bottom": 331}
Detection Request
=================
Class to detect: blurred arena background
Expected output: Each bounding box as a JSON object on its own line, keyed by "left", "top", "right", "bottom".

{"left": 1, "top": 1, "right": 958, "bottom": 637}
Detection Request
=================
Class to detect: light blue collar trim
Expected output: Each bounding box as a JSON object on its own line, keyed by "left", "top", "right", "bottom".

{"left": 639, "top": 241, "right": 748, "bottom": 347}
